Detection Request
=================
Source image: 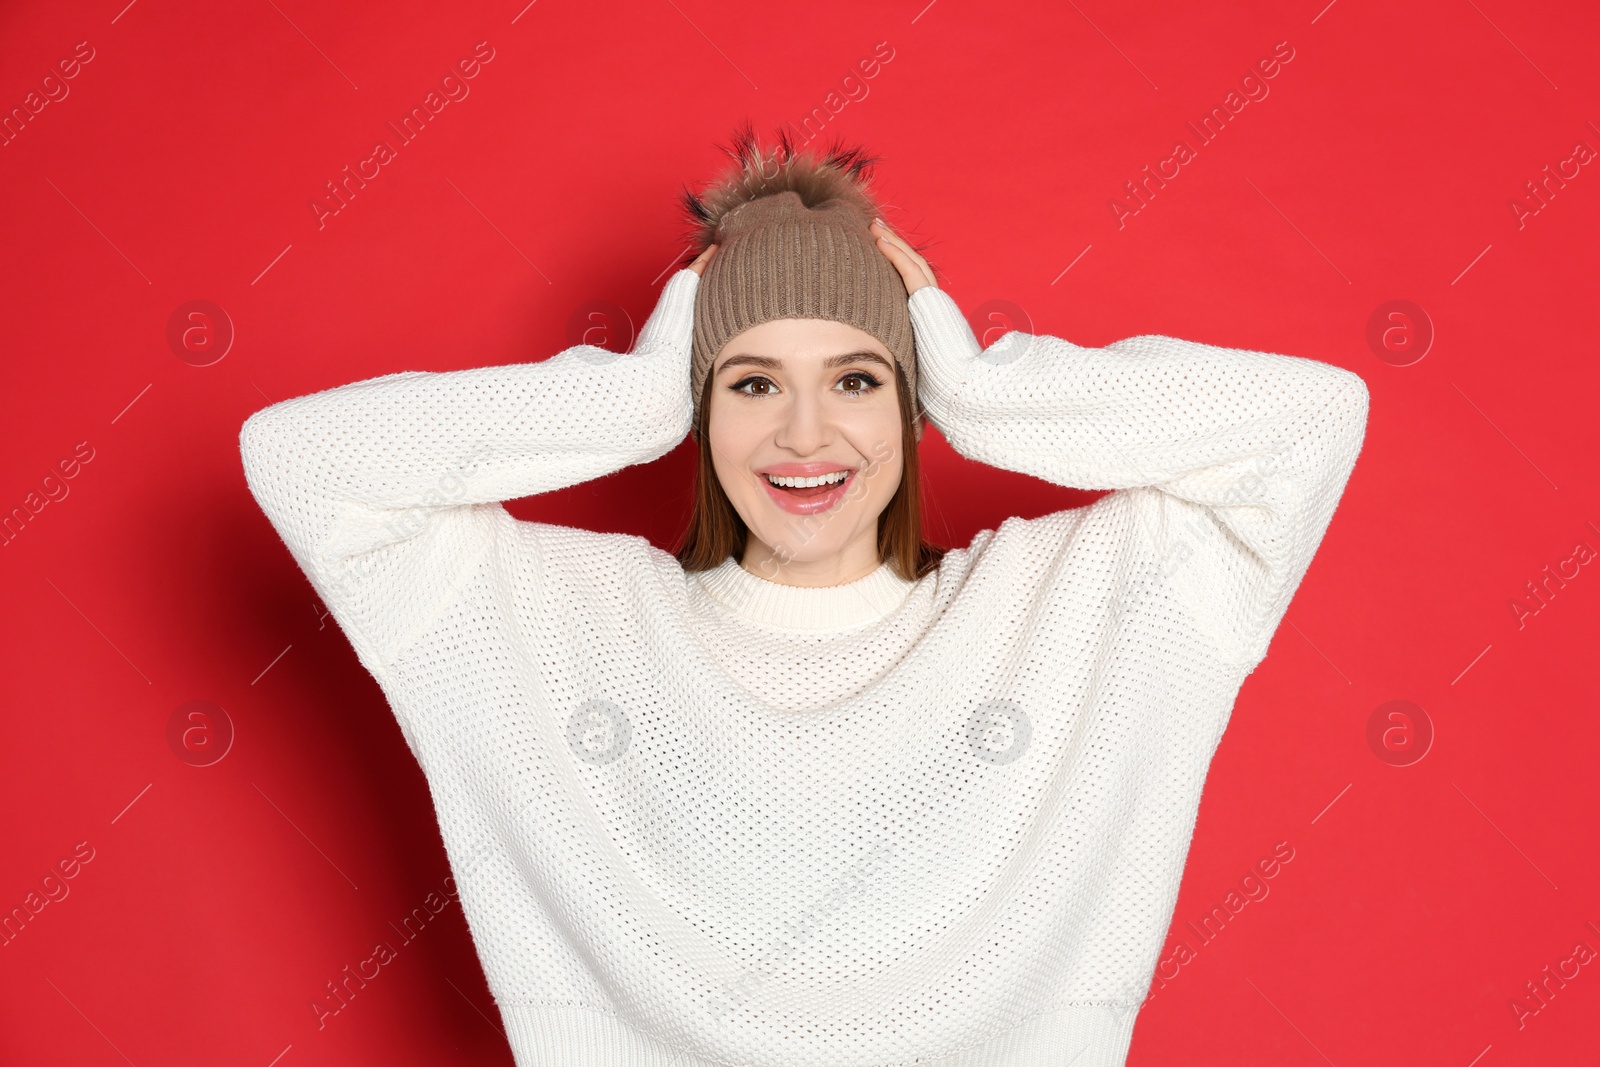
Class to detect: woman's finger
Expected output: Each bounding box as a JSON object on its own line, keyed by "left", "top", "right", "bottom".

{"left": 876, "top": 220, "right": 934, "bottom": 287}
{"left": 870, "top": 219, "right": 936, "bottom": 292}
{"left": 688, "top": 243, "right": 719, "bottom": 276}
{"left": 873, "top": 220, "right": 930, "bottom": 273}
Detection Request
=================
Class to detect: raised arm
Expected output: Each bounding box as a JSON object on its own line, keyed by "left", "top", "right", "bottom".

{"left": 239, "top": 267, "right": 700, "bottom": 674}
{"left": 907, "top": 284, "right": 1369, "bottom": 671}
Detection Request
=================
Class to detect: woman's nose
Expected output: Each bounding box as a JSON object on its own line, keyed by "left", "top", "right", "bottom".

{"left": 773, "top": 390, "right": 831, "bottom": 450}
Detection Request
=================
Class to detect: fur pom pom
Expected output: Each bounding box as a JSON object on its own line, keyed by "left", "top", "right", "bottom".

{"left": 677, "top": 120, "right": 886, "bottom": 263}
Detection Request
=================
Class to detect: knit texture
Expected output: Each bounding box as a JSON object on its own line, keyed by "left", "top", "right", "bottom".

{"left": 239, "top": 268, "right": 1369, "bottom": 1067}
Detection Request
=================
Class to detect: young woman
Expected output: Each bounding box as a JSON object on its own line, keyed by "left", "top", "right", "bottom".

{"left": 241, "top": 128, "right": 1369, "bottom": 1067}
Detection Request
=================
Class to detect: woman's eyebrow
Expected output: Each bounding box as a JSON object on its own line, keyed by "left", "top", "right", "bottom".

{"left": 717, "top": 351, "right": 895, "bottom": 374}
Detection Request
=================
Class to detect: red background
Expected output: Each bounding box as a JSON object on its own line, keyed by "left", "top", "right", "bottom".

{"left": 2, "top": 0, "right": 1597, "bottom": 1063}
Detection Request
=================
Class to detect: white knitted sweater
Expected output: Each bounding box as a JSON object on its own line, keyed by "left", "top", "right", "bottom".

{"left": 240, "top": 267, "right": 1369, "bottom": 1067}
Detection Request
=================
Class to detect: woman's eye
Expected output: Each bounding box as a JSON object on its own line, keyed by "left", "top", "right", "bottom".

{"left": 837, "top": 372, "right": 883, "bottom": 396}
{"left": 730, "top": 375, "right": 775, "bottom": 396}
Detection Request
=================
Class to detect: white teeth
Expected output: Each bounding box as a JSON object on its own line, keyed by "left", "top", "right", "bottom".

{"left": 765, "top": 470, "right": 849, "bottom": 489}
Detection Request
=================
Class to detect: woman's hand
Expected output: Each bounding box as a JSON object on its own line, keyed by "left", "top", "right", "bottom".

{"left": 688, "top": 243, "right": 718, "bottom": 276}
{"left": 870, "top": 218, "right": 936, "bottom": 295}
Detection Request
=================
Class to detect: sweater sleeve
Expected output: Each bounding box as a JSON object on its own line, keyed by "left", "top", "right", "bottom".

{"left": 238, "top": 267, "right": 700, "bottom": 675}
{"left": 908, "top": 284, "right": 1370, "bottom": 671}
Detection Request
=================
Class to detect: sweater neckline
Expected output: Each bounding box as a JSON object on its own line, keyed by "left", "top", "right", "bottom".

{"left": 692, "top": 556, "right": 918, "bottom": 632}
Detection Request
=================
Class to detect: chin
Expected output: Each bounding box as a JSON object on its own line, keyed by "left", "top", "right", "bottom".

{"left": 747, "top": 517, "right": 845, "bottom": 557}
{"left": 738, "top": 494, "right": 874, "bottom": 560}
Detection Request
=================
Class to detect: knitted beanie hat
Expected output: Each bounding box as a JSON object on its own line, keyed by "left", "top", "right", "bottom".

{"left": 679, "top": 127, "right": 923, "bottom": 442}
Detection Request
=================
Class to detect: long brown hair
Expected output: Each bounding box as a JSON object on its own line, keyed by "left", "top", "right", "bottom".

{"left": 674, "top": 360, "right": 947, "bottom": 582}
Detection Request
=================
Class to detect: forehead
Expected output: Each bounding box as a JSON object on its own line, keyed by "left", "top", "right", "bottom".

{"left": 714, "top": 318, "right": 892, "bottom": 370}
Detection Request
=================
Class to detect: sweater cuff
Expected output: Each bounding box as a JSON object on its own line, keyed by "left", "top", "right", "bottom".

{"left": 908, "top": 285, "right": 986, "bottom": 412}
{"left": 634, "top": 268, "right": 699, "bottom": 354}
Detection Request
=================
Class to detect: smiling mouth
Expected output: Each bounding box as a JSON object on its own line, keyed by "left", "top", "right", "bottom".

{"left": 759, "top": 469, "right": 857, "bottom": 514}
{"left": 762, "top": 471, "right": 850, "bottom": 494}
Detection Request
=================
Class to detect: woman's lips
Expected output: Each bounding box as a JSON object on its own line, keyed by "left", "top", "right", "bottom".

{"left": 759, "top": 470, "right": 856, "bottom": 515}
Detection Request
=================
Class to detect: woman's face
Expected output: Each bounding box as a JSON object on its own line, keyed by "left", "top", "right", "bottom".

{"left": 707, "top": 317, "right": 905, "bottom": 584}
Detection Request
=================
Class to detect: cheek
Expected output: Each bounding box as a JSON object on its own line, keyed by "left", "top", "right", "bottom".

{"left": 710, "top": 450, "right": 748, "bottom": 500}
{"left": 836, "top": 396, "right": 902, "bottom": 443}
{"left": 707, "top": 425, "right": 762, "bottom": 502}
{"left": 707, "top": 408, "right": 746, "bottom": 462}
{"left": 870, "top": 460, "right": 905, "bottom": 507}
{"left": 848, "top": 447, "right": 903, "bottom": 510}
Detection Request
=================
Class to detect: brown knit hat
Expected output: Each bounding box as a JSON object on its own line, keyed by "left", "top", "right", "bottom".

{"left": 679, "top": 126, "right": 923, "bottom": 441}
